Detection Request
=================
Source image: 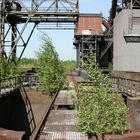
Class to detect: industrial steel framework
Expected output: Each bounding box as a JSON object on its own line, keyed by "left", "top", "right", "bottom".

{"left": 73, "top": 12, "right": 113, "bottom": 73}
{"left": 74, "top": 33, "right": 112, "bottom": 73}
{"left": 99, "top": 0, "right": 140, "bottom": 66}
{"left": 0, "top": 0, "right": 79, "bottom": 63}
{"left": 74, "top": 0, "right": 140, "bottom": 73}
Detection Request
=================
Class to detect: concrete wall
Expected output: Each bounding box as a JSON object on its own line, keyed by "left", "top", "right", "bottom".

{"left": 127, "top": 97, "right": 140, "bottom": 130}
{"left": 113, "top": 9, "right": 140, "bottom": 72}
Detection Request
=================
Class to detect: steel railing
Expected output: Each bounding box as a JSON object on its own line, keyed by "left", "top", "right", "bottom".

{"left": 111, "top": 77, "right": 140, "bottom": 97}
{"left": 0, "top": 76, "right": 21, "bottom": 96}
{"left": 75, "top": 76, "right": 140, "bottom": 97}
{"left": 0, "top": 75, "right": 39, "bottom": 96}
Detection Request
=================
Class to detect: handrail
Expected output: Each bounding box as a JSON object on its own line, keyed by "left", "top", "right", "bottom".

{"left": 0, "top": 75, "right": 39, "bottom": 96}
{"left": 0, "top": 76, "right": 22, "bottom": 96}
{"left": 75, "top": 76, "right": 140, "bottom": 96}
{"left": 111, "top": 77, "right": 140, "bottom": 97}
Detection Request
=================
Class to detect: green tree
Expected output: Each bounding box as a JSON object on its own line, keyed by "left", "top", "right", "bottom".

{"left": 61, "top": 60, "right": 76, "bottom": 74}
{"left": 37, "top": 34, "right": 65, "bottom": 95}
{"left": 19, "top": 58, "right": 37, "bottom": 68}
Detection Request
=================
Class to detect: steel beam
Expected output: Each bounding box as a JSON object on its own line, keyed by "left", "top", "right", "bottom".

{"left": 7, "top": 12, "right": 79, "bottom": 16}
{"left": 0, "top": 0, "right": 5, "bottom": 57}
{"left": 11, "top": 24, "right": 17, "bottom": 62}
{"left": 0, "top": 0, "right": 79, "bottom": 63}
{"left": 20, "top": 17, "right": 77, "bottom": 23}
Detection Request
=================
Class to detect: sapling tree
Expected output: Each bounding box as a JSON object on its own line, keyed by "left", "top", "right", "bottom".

{"left": 37, "top": 34, "right": 65, "bottom": 95}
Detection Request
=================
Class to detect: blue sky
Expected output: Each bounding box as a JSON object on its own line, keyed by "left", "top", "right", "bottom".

{"left": 22, "top": 0, "right": 111, "bottom": 60}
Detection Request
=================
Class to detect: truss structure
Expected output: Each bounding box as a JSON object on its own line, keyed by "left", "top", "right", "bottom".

{"left": 74, "top": 35, "right": 98, "bottom": 70}
{"left": 123, "top": 0, "right": 140, "bottom": 9}
{"left": 0, "top": 0, "right": 79, "bottom": 63}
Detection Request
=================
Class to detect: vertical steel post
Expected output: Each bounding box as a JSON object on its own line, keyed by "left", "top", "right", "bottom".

{"left": 95, "top": 35, "right": 97, "bottom": 64}
{"left": 77, "top": 43, "right": 81, "bottom": 75}
{"left": 0, "top": 0, "right": 5, "bottom": 57}
{"left": 0, "top": 2, "right": 2, "bottom": 57}
{"left": 117, "top": 78, "right": 120, "bottom": 90}
{"left": 55, "top": 0, "right": 58, "bottom": 12}
{"left": 11, "top": 24, "right": 17, "bottom": 61}
{"left": 81, "top": 35, "right": 84, "bottom": 61}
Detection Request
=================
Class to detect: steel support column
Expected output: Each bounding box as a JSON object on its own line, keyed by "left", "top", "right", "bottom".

{"left": 0, "top": 0, "right": 5, "bottom": 57}
{"left": 76, "top": 43, "right": 81, "bottom": 74}
{"left": 11, "top": 24, "right": 17, "bottom": 62}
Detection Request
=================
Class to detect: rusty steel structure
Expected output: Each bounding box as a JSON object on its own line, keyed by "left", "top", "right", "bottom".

{"left": 73, "top": 14, "right": 112, "bottom": 72}
{"left": 97, "top": 0, "right": 140, "bottom": 70}
{"left": 73, "top": 0, "right": 140, "bottom": 73}
{"left": 0, "top": 0, "right": 79, "bottom": 63}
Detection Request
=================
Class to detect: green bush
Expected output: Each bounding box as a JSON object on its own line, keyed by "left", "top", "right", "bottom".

{"left": 61, "top": 80, "right": 69, "bottom": 90}
{"left": 37, "top": 34, "right": 65, "bottom": 95}
{"left": 75, "top": 53, "right": 128, "bottom": 137}
{"left": 0, "top": 58, "right": 20, "bottom": 78}
{"left": 75, "top": 87, "right": 128, "bottom": 135}
{"left": 19, "top": 58, "right": 37, "bottom": 68}
{"left": 61, "top": 60, "right": 76, "bottom": 74}
{"left": 81, "top": 53, "right": 106, "bottom": 86}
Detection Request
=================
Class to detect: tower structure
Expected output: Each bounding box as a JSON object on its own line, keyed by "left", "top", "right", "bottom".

{"left": 73, "top": 14, "right": 112, "bottom": 73}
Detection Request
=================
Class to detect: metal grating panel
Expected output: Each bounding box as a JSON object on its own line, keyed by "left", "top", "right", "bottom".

{"left": 39, "top": 132, "right": 88, "bottom": 140}
{"left": 54, "top": 91, "right": 73, "bottom": 106}
{"left": 39, "top": 90, "right": 88, "bottom": 140}
{"left": 45, "top": 110, "right": 77, "bottom": 126}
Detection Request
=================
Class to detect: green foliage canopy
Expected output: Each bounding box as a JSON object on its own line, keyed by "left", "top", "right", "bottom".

{"left": 37, "top": 34, "right": 65, "bottom": 95}
{"left": 19, "top": 58, "right": 37, "bottom": 68}
{"left": 75, "top": 53, "right": 128, "bottom": 136}
{"left": 0, "top": 58, "right": 20, "bottom": 79}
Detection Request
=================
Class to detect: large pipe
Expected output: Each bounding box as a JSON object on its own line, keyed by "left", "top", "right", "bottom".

{"left": 102, "top": 19, "right": 111, "bottom": 30}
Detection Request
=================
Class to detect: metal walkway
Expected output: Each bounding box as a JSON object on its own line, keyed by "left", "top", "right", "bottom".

{"left": 39, "top": 90, "right": 88, "bottom": 140}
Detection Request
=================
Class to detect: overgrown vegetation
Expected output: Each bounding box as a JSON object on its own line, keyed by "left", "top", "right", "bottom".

{"left": 36, "top": 34, "right": 65, "bottom": 95}
{"left": 0, "top": 58, "right": 20, "bottom": 78}
{"left": 19, "top": 58, "right": 37, "bottom": 68}
{"left": 75, "top": 53, "right": 128, "bottom": 138}
{"left": 61, "top": 60, "right": 76, "bottom": 74}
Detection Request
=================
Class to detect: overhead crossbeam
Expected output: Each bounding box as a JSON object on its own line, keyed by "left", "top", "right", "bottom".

{"left": 0, "top": 0, "right": 79, "bottom": 63}
{"left": 6, "top": 0, "right": 79, "bottom": 23}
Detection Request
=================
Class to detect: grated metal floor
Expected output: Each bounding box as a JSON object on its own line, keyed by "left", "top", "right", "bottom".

{"left": 39, "top": 91, "right": 88, "bottom": 140}
{"left": 39, "top": 132, "right": 88, "bottom": 140}
{"left": 54, "top": 90, "right": 73, "bottom": 106}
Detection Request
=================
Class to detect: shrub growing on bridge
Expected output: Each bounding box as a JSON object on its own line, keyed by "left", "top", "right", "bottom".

{"left": 37, "top": 34, "right": 65, "bottom": 95}
{"left": 75, "top": 53, "right": 128, "bottom": 138}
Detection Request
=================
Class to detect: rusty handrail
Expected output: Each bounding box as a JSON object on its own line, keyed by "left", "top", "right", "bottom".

{"left": 0, "top": 76, "right": 22, "bottom": 96}
{"left": 0, "top": 75, "right": 40, "bottom": 96}
{"left": 111, "top": 77, "right": 140, "bottom": 97}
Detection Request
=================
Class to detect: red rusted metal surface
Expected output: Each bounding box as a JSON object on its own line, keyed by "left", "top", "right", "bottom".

{"left": 75, "top": 14, "right": 102, "bottom": 35}
{"left": 0, "top": 128, "right": 25, "bottom": 140}
{"left": 104, "top": 131, "right": 140, "bottom": 140}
